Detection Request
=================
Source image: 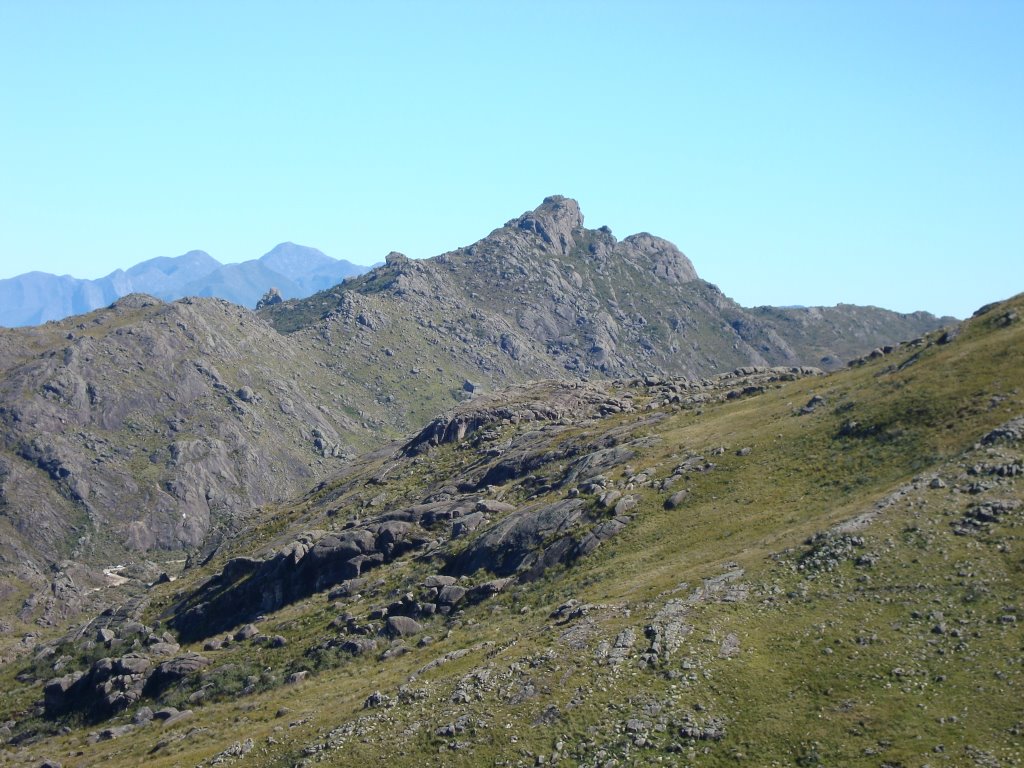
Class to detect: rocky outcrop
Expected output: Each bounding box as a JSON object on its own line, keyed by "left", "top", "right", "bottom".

{"left": 446, "top": 498, "right": 588, "bottom": 578}
{"left": 171, "top": 368, "right": 790, "bottom": 642}
{"left": 508, "top": 195, "right": 584, "bottom": 255}
{"left": 403, "top": 380, "right": 616, "bottom": 456}
{"left": 39, "top": 607, "right": 204, "bottom": 722}
{"left": 170, "top": 504, "right": 450, "bottom": 641}
{"left": 43, "top": 648, "right": 210, "bottom": 722}
{"left": 255, "top": 287, "right": 283, "bottom": 309}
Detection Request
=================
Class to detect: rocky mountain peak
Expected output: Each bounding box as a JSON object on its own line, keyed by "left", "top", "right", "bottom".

{"left": 538, "top": 195, "right": 584, "bottom": 227}
{"left": 259, "top": 242, "right": 334, "bottom": 274}
{"left": 620, "top": 232, "right": 699, "bottom": 285}
{"left": 505, "top": 195, "right": 585, "bottom": 255}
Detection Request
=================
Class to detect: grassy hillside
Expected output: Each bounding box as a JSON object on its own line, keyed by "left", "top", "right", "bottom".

{"left": 0, "top": 294, "right": 1019, "bottom": 768}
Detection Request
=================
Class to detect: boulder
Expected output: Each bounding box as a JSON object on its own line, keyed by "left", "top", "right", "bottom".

{"left": 147, "top": 641, "right": 180, "bottom": 656}
{"left": 423, "top": 575, "right": 458, "bottom": 589}
{"left": 469, "top": 578, "right": 514, "bottom": 600}
{"left": 664, "top": 490, "right": 689, "bottom": 510}
{"left": 114, "top": 654, "right": 152, "bottom": 676}
{"left": 98, "top": 724, "right": 135, "bottom": 740}
{"left": 476, "top": 500, "right": 514, "bottom": 514}
{"left": 448, "top": 498, "right": 587, "bottom": 577}
{"left": 235, "top": 386, "right": 257, "bottom": 403}
{"left": 386, "top": 616, "right": 424, "bottom": 638}
{"left": 613, "top": 495, "right": 637, "bottom": 515}
{"left": 161, "top": 709, "right": 194, "bottom": 728}
{"left": 452, "top": 512, "right": 485, "bottom": 538}
{"left": 340, "top": 638, "right": 377, "bottom": 656}
{"left": 376, "top": 520, "right": 412, "bottom": 546}
{"left": 143, "top": 654, "right": 209, "bottom": 697}
{"left": 437, "top": 585, "right": 467, "bottom": 606}
{"left": 96, "top": 628, "right": 115, "bottom": 643}
{"left": 43, "top": 672, "right": 84, "bottom": 716}
{"left": 234, "top": 624, "right": 258, "bottom": 641}
{"left": 329, "top": 577, "right": 369, "bottom": 599}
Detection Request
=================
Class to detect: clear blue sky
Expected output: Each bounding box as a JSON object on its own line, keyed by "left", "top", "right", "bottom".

{"left": 1, "top": 1, "right": 1021, "bottom": 318}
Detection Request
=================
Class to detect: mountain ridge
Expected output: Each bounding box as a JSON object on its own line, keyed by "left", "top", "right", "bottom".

{"left": 263, "top": 195, "right": 953, "bottom": 383}
{"left": 0, "top": 245, "right": 373, "bottom": 327}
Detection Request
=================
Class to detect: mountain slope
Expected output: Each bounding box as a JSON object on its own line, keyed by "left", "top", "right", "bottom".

{"left": 3, "top": 293, "right": 1019, "bottom": 767}
{"left": 0, "top": 197, "right": 956, "bottom": 636}
{"left": 747, "top": 302, "right": 956, "bottom": 367}
{"left": 0, "top": 295, "right": 380, "bottom": 629}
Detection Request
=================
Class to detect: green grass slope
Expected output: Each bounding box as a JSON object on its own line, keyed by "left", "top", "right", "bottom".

{"left": 1, "top": 295, "right": 1020, "bottom": 768}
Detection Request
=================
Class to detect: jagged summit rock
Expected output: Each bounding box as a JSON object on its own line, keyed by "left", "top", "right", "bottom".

{"left": 506, "top": 195, "right": 585, "bottom": 255}
{"left": 255, "top": 287, "right": 283, "bottom": 309}
{"left": 497, "top": 197, "right": 693, "bottom": 282}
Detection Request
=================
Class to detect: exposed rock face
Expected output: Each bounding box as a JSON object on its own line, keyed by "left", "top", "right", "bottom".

{"left": 142, "top": 653, "right": 210, "bottom": 698}
{"left": 403, "top": 380, "right": 617, "bottom": 456}
{"left": 0, "top": 295, "right": 368, "bottom": 624}
{"left": 446, "top": 497, "right": 588, "bottom": 578}
{"left": 170, "top": 504, "right": 443, "bottom": 641}
{"left": 385, "top": 616, "right": 423, "bottom": 637}
{"left": 508, "top": 195, "right": 585, "bottom": 255}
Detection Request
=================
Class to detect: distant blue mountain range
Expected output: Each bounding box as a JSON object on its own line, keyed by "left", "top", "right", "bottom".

{"left": 0, "top": 243, "right": 374, "bottom": 327}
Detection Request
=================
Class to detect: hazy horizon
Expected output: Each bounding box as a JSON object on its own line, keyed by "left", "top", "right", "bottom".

{"left": 1, "top": 242, "right": 380, "bottom": 280}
